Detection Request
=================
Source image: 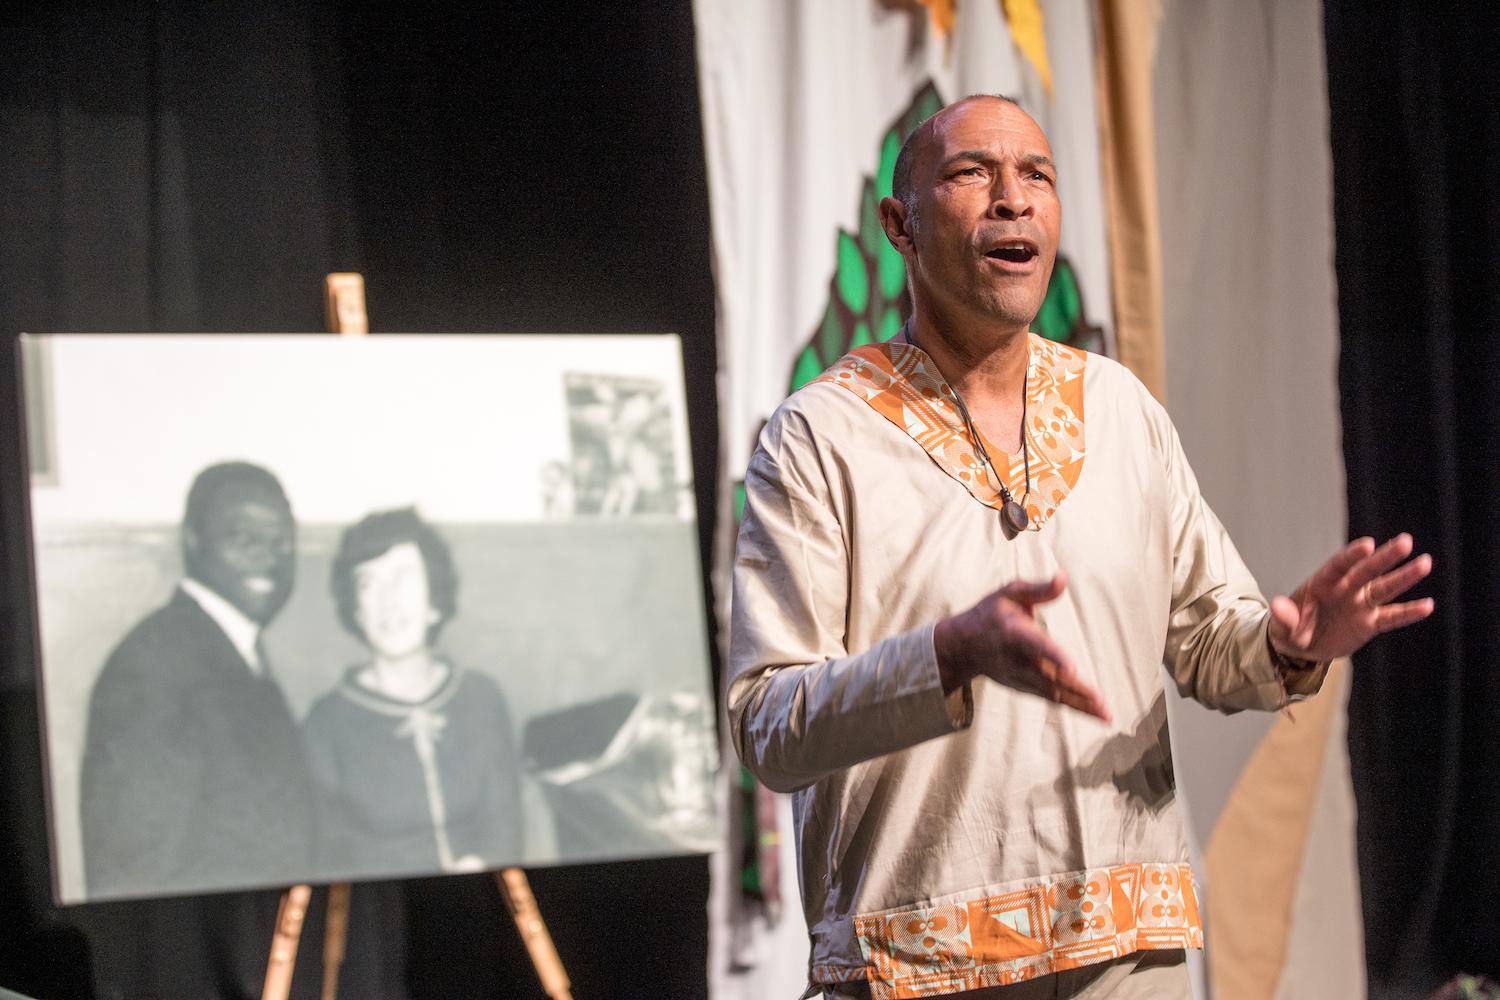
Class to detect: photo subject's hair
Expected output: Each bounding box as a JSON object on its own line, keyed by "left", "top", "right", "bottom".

{"left": 329, "top": 506, "right": 459, "bottom": 643}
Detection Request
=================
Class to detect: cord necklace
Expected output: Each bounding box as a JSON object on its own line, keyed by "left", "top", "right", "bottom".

{"left": 905, "top": 322, "right": 1032, "bottom": 538}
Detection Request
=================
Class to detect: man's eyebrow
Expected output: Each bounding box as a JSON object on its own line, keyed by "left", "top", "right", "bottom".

{"left": 1020, "top": 153, "right": 1056, "bottom": 174}
{"left": 940, "top": 149, "right": 996, "bottom": 169}
{"left": 939, "top": 150, "right": 1057, "bottom": 174}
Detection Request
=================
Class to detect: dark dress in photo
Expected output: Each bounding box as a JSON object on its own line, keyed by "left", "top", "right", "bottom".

{"left": 302, "top": 664, "right": 523, "bottom": 879}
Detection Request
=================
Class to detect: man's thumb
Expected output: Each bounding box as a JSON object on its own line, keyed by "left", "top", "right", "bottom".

{"left": 1002, "top": 572, "right": 1068, "bottom": 608}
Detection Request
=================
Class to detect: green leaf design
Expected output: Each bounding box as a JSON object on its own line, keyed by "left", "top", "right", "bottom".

{"left": 877, "top": 231, "right": 906, "bottom": 301}
{"left": 877, "top": 129, "right": 900, "bottom": 199}
{"left": 784, "top": 82, "right": 946, "bottom": 395}
{"left": 791, "top": 344, "right": 824, "bottom": 391}
{"left": 836, "top": 230, "right": 870, "bottom": 314}
{"left": 1030, "top": 256, "right": 1104, "bottom": 353}
{"left": 1033, "top": 276, "right": 1067, "bottom": 342}
{"left": 859, "top": 181, "right": 883, "bottom": 261}
{"left": 914, "top": 86, "right": 943, "bottom": 124}
{"left": 875, "top": 129, "right": 905, "bottom": 297}
{"left": 816, "top": 299, "right": 843, "bottom": 365}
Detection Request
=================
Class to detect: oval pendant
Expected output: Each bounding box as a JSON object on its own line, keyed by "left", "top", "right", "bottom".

{"left": 1001, "top": 500, "right": 1029, "bottom": 538}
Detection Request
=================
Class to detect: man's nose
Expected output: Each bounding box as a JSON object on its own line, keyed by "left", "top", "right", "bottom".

{"left": 238, "top": 536, "right": 286, "bottom": 569}
{"left": 988, "top": 176, "right": 1033, "bottom": 219}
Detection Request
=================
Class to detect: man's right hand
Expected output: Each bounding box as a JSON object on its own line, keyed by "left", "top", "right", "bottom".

{"left": 933, "top": 572, "right": 1112, "bottom": 723}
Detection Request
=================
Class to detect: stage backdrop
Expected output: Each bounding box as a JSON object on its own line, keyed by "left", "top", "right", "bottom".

{"left": 1154, "top": 0, "right": 1363, "bottom": 996}
{"left": 693, "top": 1, "right": 1113, "bottom": 995}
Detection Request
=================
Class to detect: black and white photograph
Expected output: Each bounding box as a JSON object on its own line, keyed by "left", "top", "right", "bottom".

{"left": 560, "top": 372, "right": 691, "bottom": 519}
{"left": 21, "top": 333, "right": 718, "bottom": 905}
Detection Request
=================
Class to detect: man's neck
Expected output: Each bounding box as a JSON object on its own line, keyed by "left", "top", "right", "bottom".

{"left": 179, "top": 577, "right": 263, "bottom": 674}
{"left": 906, "top": 311, "right": 1031, "bottom": 452}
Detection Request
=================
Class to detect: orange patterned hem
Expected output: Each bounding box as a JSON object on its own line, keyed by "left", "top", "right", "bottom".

{"left": 811, "top": 334, "right": 1086, "bottom": 529}
{"left": 812, "top": 862, "right": 1202, "bottom": 998}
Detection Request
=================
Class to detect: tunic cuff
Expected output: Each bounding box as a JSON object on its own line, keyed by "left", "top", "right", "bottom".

{"left": 923, "top": 624, "right": 975, "bottom": 730}
{"left": 1262, "top": 617, "right": 1331, "bottom": 708}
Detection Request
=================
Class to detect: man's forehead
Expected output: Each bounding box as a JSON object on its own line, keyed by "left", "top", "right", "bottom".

{"left": 922, "top": 97, "right": 1051, "bottom": 162}
{"left": 205, "top": 487, "right": 290, "bottom": 521}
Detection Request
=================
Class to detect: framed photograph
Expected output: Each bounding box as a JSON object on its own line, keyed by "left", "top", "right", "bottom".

{"left": 19, "top": 333, "right": 719, "bottom": 903}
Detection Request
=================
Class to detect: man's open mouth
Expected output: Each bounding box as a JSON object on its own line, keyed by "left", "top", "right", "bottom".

{"left": 985, "top": 241, "right": 1039, "bottom": 263}
{"left": 243, "top": 576, "right": 274, "bottom": 595}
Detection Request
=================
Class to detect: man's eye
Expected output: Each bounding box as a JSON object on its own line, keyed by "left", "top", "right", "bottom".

{"left": 955, "top": 166, "right": 983, "bottom": 177}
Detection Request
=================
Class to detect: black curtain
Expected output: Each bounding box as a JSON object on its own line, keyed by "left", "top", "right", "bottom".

{"left": 1325, "top": 4, "right": 1500, "bottom": 997}
{"left": 0, "top": 2, "right": 715, "bottom": 998}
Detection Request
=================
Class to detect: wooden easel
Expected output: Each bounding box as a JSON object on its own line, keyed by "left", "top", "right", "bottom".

{"left": 259, "top": 274, "right": 573, "bottom": 1000}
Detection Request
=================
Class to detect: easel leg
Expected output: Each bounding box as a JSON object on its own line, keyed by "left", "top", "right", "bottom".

{"left": 497, "top": 868, "right": 573, "bottom": 1000}
{"left": 321, "top": 882, "right": 352, "bottom": 1000}
{"left": 258, "top": 276, "right": 364, "bottom": 1000}
{"left": 261, "top": 884, "right": 312, "bottom": 1000}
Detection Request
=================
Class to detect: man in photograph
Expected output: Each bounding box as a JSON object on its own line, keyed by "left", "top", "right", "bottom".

{"left": 79, "top": 461, "right": 316, "bottom": 898}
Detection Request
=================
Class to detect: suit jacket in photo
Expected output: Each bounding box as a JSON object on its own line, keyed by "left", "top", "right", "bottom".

{"left": 79, "top": 587, "right": 316, "bottom": 900}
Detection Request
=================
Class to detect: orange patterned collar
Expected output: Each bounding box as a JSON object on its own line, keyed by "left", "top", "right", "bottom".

{"left": 812, "top": 334, "right": 1087, "bottom": 529}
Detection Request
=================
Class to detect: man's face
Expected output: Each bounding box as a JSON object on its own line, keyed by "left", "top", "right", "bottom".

{"left": 185, "top": 487, "right": 296, "bottom": 625}
{"left": 900, "top": 99, "right": 1061, "bottom": 332}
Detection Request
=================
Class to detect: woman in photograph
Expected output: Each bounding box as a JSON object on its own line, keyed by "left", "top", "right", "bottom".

{"left": 303, "top": 507, "right": 523, "bottom": 878}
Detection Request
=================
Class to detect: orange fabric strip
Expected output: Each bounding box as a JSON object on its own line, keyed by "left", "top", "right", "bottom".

{"left": 819, "top": 862, "right": 1202, "bottom": 998}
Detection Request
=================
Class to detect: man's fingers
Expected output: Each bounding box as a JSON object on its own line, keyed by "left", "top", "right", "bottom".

{"left": 1365, "top": 553, "right": 1433, "bottom": 606}
{"left": 1000, "top": 572, "right": 1068, "bottom": 610}
{"left": 1004, "top": 618, "right": 1077, "bottom": 676}
{"left": 1375, "top": 598, "right": 1435, "bottom": 633}
{"left": 1013, "top": 655, "right": 1111, "bottom": 723}
{"left": 1339, "top": 533, "right": 1414, "bottom": 593}
{"left": 1269, "top": 595, "right": 1322, "bottom": 649}
{"left": 1268, "top": 596, "right": 1299, "bottom": 640}
{"left": 1050, "top": 668, "right": 1112, "bottom": 723}
{"left": 1313, "top": 536, "right": 1376, "bottom": 588}
{"left": 997, "top": 619, "right": 1111, "bottom": 723}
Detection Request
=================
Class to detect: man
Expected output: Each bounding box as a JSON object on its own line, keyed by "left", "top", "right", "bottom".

{"left": 729, "top": 96, "right": 1432, "bottom": 999}
{"left": 80, "top": 461, "right": 316, "bottom": 899}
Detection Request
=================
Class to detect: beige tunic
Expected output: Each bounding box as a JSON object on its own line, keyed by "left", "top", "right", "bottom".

{"left": 728, "top": 337, "right": 1325, "bottom": 998}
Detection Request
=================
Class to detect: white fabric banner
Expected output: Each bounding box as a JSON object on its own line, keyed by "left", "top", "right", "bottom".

{"left": 1154, "top": 0, "right": 1356, "bottom": 995}
{"left": 694, "top": 2, "right": 1113, "bottom": 995}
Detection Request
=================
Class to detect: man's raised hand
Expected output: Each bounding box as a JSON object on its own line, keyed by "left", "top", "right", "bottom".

{"left": 933, "top": 572, "right": 1112, "bottom": 723}
{"left": 1269, "top": 533, "right": 1435, "bottom": 664}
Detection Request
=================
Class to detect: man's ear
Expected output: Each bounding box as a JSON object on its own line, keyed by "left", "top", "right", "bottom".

{"left": 879, "top": 196, "right": 915, "bottom": 256}
{"left": 182, "top": 524, "right": 200, "bottom": 559}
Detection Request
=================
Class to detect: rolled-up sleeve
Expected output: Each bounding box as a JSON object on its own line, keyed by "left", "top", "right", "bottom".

{"left": 728, "top": 409, "right": 970, "bottom": 794}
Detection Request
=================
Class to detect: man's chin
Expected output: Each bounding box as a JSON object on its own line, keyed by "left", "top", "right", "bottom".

{"left": 980, "top": 276, "right": 1050, "bottom": 326}
{"left": 997, "top": 291, "right": 1051, "bottom": 329}
{"left": 979, "top": 306, "right": 1045, "bottom": 336}
{"left": 231, "top": 591, "right": 290, "bottom": 625}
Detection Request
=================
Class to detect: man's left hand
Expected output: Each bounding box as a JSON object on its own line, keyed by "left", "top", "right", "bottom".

{"left": 1269, "top": 533, "right": 1435, "bottom": 663}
